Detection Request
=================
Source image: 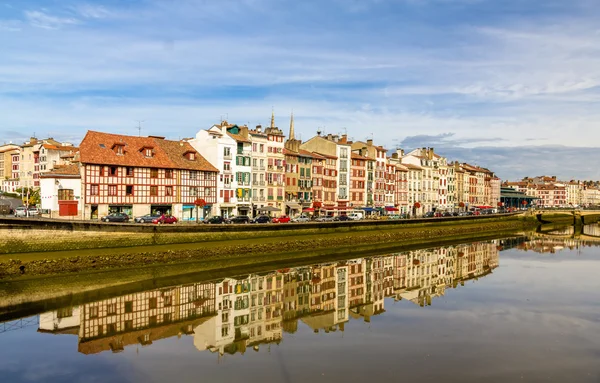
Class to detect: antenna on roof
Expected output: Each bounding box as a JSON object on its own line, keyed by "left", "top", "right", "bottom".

{"left": 135, "top": 120, "right": 145, "bottom": 137}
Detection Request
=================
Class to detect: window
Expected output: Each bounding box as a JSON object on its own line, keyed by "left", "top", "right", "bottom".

{"left": 189, "top": 170, "right": 198, "bottom": 180}
{"left": 115, "top": 145, "right": 124, "bottom": 155}
{"left": 108, "top": 185, "right": 117, "bottom": 196}
{"left": 58, "top": 189, "right": 74, "bottom": 200}
{"left": 223, "top": 162, "right": 231, "bottom": 171}
{"left": 150, "top": 168, "right": 158, "bottom": 178}
{"left": 125, "top": 301, "right": 133, "bottom": 313}
{"left": 145, "top": 148, "right": 153, "bottom": 157}
{"left": 126, "top": 185, "right": 134, "bottom": 196}
{"left": 99, "top": 166, "right": 105, "bottom": 176}
{"left": 165, "top": 169, "right": 173, "bottom": 179}
{"left": 149, "top": 297, "right": 157, "bottom": 309}
{"left": 57, "top": 307, "right": 73, "bottom": 318}
{"left": 189, "top": 186, "right": 198, "bottom": 196}
{"left": 107, "top": 303, "right": 117, "bottom": 315}
{"left": 124, "top": 320, "right": 133, "bottom": 330}
{"left": 165, "top": 186, "right": 173, "bottom": 196}
{"left": 89, "top": 306, "right": 99, "bottom": 318}
{"left": 110, "top": 166, "right": 117, "bottom": 176}
{"left": 126, "top": 167, "right": 134, "bottom": 177}
{"left": 150, "top": 186, "right": 158, "bottom": 196}
{"left": 205, "top": 187, "right": 211, "bottom": 197}
{"left": 187, "top": 152, "right": 195, "bottom": 160}
{"left": 90, "top": 184, "right": 99, "bottom": 196}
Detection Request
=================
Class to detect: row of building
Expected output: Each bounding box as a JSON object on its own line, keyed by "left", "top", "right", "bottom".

{"left": 1, "top": 113, "right": 501, "bottom": 220}
{"left": 503, "top": 176, "right": 600, "bottom": 208}
{"left": 37, "top": 241, "right": 500, "bottom": 356}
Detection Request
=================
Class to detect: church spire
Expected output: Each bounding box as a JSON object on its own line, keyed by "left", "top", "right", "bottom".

{"left": 289, "top": 111, "right": 295, "bottom": 140}
{"left": 270, "top": 108, "right": 275, "bottom": 129}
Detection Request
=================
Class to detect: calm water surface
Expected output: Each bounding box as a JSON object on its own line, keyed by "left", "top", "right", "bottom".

{"left": 1, "top": 230, "right": 600, "bottom": 383}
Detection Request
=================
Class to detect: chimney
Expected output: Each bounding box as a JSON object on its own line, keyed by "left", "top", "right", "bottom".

{"left": 327, "top": 133, "right": 333, "bottom": 141}
{"left": 332, "top": 135, "right": 339, "bottom": 142}
{"left": 396, "top": 148, "right": 404, "bottom": 157}
{"left": 340, "top": 134, "right": 347, "bottom": 144}
{"left": 239, "top": 125, "right": 249, "bottom": 138}
{"left": 367, "top": 139, "right": 373, "bottom": 146}
{"left": 256, "top": 124, "right": 262, "bottom": 133}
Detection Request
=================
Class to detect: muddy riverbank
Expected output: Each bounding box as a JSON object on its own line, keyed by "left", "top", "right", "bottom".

{"left": 0, "top": 216, "right": 535, "bottom": 281}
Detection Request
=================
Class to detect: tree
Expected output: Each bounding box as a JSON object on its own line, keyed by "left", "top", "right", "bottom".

{"left": 16, "top": 187, "right": 40, "bottom": 207}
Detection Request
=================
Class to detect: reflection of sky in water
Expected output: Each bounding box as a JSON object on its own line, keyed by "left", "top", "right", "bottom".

{"left": 1, "top": 244, "right": 599, "bottom": 382}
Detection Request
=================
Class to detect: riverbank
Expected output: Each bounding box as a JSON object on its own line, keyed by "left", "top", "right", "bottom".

{"left": 0, "top": 228, "right": 526, "bottom": 320}
{"left": 0, "top": 215, "right": 535, "bottom": 280}
{"left": 0, "top": 213, "right": 525, "bottom": 254}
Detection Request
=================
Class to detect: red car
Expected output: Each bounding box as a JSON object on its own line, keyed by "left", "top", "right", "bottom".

{"left": 272, "top": 215, "right": 291, "bottom": 223}
{"left": 153, "top": 214, "right": 178, "bottom": 224}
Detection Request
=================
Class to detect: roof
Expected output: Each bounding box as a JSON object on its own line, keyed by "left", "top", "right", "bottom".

{"left": 404, "top": 163, "right": 423, "bottom": 170}
{"left": 312, "top": 152, "right": 337, "bottom": 160}
{"left": 226, "top": 132, "right": 251, "bottom": 143}
{"left": 40, "top": 164, "right": 81, "bottom": 178}
{"left": 351, "top": 153, "right": 369, "bottom": 160}
{"left": 79, "top": 131, "right": 218, "bottom": 172}
{"left": 41, "top": 144, "right": 78, "bottom": 151}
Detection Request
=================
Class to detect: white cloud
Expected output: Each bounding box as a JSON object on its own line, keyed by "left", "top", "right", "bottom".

{"left": 24, "top": 10, "right": 80, "bottom": 29}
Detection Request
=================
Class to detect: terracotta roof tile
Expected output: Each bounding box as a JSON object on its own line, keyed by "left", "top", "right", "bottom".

{"left": 226, "top": 132, "right": 251, "bottom": 143}
{"left": 79, "top": 131, "right": 218, "bottom": 172}
{"left": 40, "top": 164, "right": 81, "bottom": 178}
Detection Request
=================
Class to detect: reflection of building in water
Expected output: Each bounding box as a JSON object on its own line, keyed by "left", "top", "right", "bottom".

{"left": 583, "top": 224, "right": 600, "bottom": 237}
{"left": 37, "top": 241, "right": 501, "bottom": 356}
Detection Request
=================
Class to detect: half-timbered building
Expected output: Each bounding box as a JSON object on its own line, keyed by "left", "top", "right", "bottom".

{"left": 79, "top": 131, "right": 218, "bottom": 220}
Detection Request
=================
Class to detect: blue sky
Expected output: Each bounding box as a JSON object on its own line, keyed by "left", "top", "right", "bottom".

{"left": 1, "top": 0, "right": 600, "bottom": 180}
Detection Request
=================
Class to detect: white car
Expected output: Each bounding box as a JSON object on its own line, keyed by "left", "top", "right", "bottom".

{"left": 292, "top": 216, "right": 311, "bottom": 223}
{"left": 14, "top": 206, "right": 28, "bottom": 217}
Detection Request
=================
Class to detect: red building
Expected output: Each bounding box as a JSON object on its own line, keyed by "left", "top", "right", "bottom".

{"left": 79, "top": 131, "right": 218, "bottom": 221}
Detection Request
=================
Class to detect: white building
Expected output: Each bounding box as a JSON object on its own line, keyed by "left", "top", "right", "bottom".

{"left": 40, "top": 164, "right": 82, "bottom": 218}
{"left": 188, "top": 121, "right": 247, "bottom": 218}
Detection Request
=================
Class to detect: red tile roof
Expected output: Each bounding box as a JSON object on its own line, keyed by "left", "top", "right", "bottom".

{"left": 40, "top": 164, "right": 81, "bottom": 178}
{"left": 226, "top": 132, "right": 251, "bottom": 143}
{"left": 79, "top": 131, "right": 218, "bottom": 172}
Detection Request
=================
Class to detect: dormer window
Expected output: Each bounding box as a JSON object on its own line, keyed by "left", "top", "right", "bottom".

{"left": 116, "top": 145, "right": 124, "bottom": 155}
{"left": 140, "top": 146, "right": 154, "bottom": 158}
{"left": 184, "top": 151, "right": 196, "bottom": 160}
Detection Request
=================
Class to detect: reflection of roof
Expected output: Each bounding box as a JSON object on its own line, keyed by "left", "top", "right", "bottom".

{"left": 78, "top": 314, "right": 215, "bottom": 355}
{"left": 79, "top": 131, "right": 218, "bottom": 172}
{"left": 300, "top": 310, "right": 336, "bottom": 330}
{"left": 37, "top": 326, "right": 80, "bottom": 335}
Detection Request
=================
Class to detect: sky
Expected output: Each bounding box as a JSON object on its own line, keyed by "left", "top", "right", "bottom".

{"left": 1, "top": 0, "right": 599, "bottom": 181}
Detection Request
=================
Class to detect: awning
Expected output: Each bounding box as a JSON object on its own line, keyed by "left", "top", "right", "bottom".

{"left": 360, "top": 207, "right": 376, "bottom": 212}
{"left": 285, "top": 202, "right": 302, "bottom": 210}
{"left": 220, "top": 203, "right": 236, "bottom": 208}
{"left": 303, "top": 208, "right": 315, "bottom": 212}
{"left": 257, "top": 206, "right": 281, "bottom": 212}
{"left": 385, "top": 206, "right": 399, "bottom": 211}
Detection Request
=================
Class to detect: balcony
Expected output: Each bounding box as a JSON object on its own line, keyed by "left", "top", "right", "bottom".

{"left": 224, "top": 153, "right": 232, "bottom": 160}
{"left": 338, "top": 195, "right": 348, "bottom": 200}
{"left": 259, "top": 181, "right": 265, "bottom": 186}
{"left": 252, "top": 196, "right": 266, "bottom": 202}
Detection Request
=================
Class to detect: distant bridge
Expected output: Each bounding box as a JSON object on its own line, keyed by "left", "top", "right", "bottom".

{"left": 533, "top": 209, "right": 600, "bottom": 225}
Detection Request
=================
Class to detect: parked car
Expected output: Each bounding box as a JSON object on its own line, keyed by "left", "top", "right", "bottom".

{"left": 424, "top": 212, "right": 435, "bottom": 218}
{"left": 315, "top": 216, "right": 334, "bottom": 222}
{"left": 347, "top": 212, "right": 363, "bottom": 220}
{"left": 135, "top": 214, "right": 162, "bottom": 223}
{"left": 292, "top": 215, "right": 311, "bottom": 223}
{"left": 101, "top": 213, "right": 129, "bottom": 223}
{"left": 272, "top": 215, "right": 291, "bottom": 223}
{"left": 252, "top": 215, "right": 271, "bottom": 224}
{"left": 153, "top": 214, "right": 177, "bottom": 224}
{"left": 334, "top": 215, "right": 352, "bottom": 221}
{"left": 205, "top": 216, "right": 230, "bottom": 224}
{"left": 14, "top": 206, "right": 28, "bottom": 217}
{"left": 229, "top": 215, "right": 250, "bottom": 224}
{"left": 442, "top": 212, "right": 453, "bottom": 217}
{"left": 26, "top": 207, "right": 40, "bottom": 217}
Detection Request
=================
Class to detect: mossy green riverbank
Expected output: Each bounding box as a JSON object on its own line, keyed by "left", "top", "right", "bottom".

{"left": 0, "top": 226, "right": 528, "bottom": 319}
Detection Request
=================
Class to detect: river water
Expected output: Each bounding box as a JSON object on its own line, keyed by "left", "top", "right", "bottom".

{"left": 0, "top": 228, "right": 599, "bottom": 382}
